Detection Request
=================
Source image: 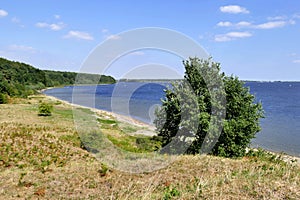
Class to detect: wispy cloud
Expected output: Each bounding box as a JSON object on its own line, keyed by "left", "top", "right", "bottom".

{"left": 292, "top": 14, "right": 300, "bottom": 19}
{"left": 267, "top": 16, "right": 287, "bottom": 21}
{"left": 217, "top": 21, "right": 233, "bottom": 27}
{"left": 220, "top": 5, "right": 249, "bottom": 14}
{"left": 0, "top": 9, "right": 8, "bottom": 17}
{"left": 292, "top": 60, "right": 300, "bottom": 64}
{"left": 217, "top": 21, "right": 252, "bottom": 28}
{"left": 64, "top": 30, "right": 94, "bottom": 40}
{"left": 254, "top": 21, "right": 288, "bottom": 29}
{"left": 102, "top": 29, "right": 109, "bottom": 33}
{"left": 11, "top": 17, "right": 20, "bottom": 23}
{"left": 36, "top": 22, "right": 65, "bottom": 31}
{"left": 101, "top": 29, "right": 121, "bottom": 41}
{"left": 54, "top": 14, "right": 60, "bottom": 19}
{"left": 8, "top": 44, "right": 36, "bottom": 53}
{"left": 217, "top": 19, "right": 294, "bottom": 30}
{"left": 215, "top": 31, "right": 252, "bottom": 42}
{"left": 11, "top": 17, "right": 25, "bottom": 28}
{"left": 106, "top": 34, "right": 121, "bottom": 40}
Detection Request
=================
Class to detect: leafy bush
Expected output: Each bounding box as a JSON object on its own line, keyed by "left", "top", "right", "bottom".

{"left": 0, "top": 93, "right": 8, "bottom": 104}
{"left": 38, "top": 102, "right": 53, "bottom": 116}
{"left": 154, "top": 58, "right": 263, "bottom": 158}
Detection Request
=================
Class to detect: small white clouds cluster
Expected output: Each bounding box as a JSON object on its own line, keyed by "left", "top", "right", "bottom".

{"left": 216, "top": 4, "right": 298, "bottom": 42}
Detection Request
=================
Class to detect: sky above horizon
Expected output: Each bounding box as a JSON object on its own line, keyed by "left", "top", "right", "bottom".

{"left": 1, "top": 0, "right": 300, "bottom": 81}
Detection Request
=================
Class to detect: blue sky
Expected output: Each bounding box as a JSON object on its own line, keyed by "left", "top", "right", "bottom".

{"left": 0, "top": 0, "right": 300, "bottom": 80}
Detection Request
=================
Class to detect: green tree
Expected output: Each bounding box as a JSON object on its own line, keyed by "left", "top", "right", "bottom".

{"left": 154, "top": 57, "right": 263, "bottom": 158}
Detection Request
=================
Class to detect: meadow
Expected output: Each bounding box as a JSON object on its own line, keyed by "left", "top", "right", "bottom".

{"left": 0, "top": 95, "right": 299, "bottom": 199}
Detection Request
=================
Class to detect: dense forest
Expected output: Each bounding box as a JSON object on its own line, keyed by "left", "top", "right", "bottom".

{"left": 0, "top": 57, "right": 115, "bottom": 103}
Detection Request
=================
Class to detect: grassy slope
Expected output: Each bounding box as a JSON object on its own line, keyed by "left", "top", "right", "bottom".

{"left": 0, "top": 96, "right": 299, "bottom": 199}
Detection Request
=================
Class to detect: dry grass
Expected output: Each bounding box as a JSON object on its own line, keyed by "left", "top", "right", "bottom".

{"left": 0, "top": 95, "right": 299, "bottom": 199}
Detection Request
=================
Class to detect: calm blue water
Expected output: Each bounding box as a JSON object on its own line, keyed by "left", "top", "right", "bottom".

{"left": 43, "top": 81, "right": 300, "bottom": 157}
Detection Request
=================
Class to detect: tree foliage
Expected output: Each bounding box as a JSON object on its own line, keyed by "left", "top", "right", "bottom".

{"left": 154, "top": 57, "right": 263, "bottom": 158}
{"left": 0, "top": 57, "right": 116, "bottom": 103}
{"left": 38, "top": 102, "right": 53, "bottom": 116}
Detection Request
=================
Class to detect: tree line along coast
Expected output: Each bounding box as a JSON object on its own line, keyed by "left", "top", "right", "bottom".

{"left": 0, "top": 57, "right": 116, "bottom": 103}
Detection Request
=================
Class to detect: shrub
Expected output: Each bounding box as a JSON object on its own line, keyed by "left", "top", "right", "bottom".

{"left": 38, "top": 102, "right": 53, "bottom": 116}
{"left": 154, "top": 57, "right": 263, "bottom": 158}
{"left": 0, "top": 93, "right": 8, "bottom": 104}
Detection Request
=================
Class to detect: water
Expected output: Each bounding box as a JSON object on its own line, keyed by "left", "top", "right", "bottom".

{"left": 245, "top": 82, "right": 300, "bottom": 157}
{"left": 43, "top": 81, "right": 300, "bottom": 157}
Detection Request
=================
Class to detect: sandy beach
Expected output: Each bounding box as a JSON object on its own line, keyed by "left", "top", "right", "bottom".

{"left": 44, "top": 94, "right": 156, "bottom": 135}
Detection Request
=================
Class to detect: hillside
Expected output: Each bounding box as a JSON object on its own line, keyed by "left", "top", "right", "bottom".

{"left": 0, "top": 95, "right": 299, "bottom": 199}
{"left": 0, "top": 57, "right": 115, "bottom": 102}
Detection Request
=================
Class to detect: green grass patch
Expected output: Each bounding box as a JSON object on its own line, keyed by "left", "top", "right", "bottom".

{"left": 98, "top": 118, "right": 117, "bottom": 124}
{"left": 53, "top": 107, "right": 73, "bottom": 119}
{"left": 59, "top": 133, "right": 82, "bottom": 147}
{"left": 0, "top": 122, "right": 79, "bottom": 172}
{"left": 105, "top": 134, "right": 161, "bottom": 153}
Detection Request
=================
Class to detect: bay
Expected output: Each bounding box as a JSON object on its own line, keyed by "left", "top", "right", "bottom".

{"left": 43, "top": 81, "right": 300, "bottom": 157}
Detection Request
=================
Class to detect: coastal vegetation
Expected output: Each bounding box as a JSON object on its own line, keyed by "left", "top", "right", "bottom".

{"left": 38, "top": 102, "right": 53, "bottom": 116}
{"left": 155, "top": 58, "right": 264, "bottom": 158}
{"left": 0, "top": 57, "right": 115, "bottom": 102}
{"left": 0, "top": 95, "right": 299, "bottom": 199}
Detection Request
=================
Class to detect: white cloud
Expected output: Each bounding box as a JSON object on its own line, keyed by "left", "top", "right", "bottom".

{"left": 267, "top": 16, "right": 287, "bottom": 21}
{"left": 293, "top": 14, "right": 300, "bottom": 19}
{"left": 49, "top": 23, "right": 64, "bottom": 31}
{"left": 293, "top": 60, "right": 300, "bottom": 64}
{"left": 217, "top": 18, "right": 294, "bottom": 31}
{"left": 236, "top": 21, "right": 252, "bottom": 27}
{"left": 215, "top": 31, "right": 252, "bottom": 42}
{"left": 0, "top": 9, "right": 8, "bottom": 17}
{"left": 8, "top": 44, "right": 35, "bottom": 53}
{"left": 217, "top": 21, "right": 233, "bottom": 27}
{"left": 220, "top": 5, "right": 249, "bottom": 14}
{"left": 254, "top": 21, "right": 287, "bottom": 29}
{"left": 106, "top": 34, "right": 121, "bottom": 40}
{"left": 36, "top": 22, "right": 65, "bottom": 31}
{"left": 54, "top": 14, "right": 60, "bottom": 19}
{"left": 289, "top": 19, "right": 296, "bottom": 25}
{"left": 217, "top": 21, "right": 252, "bottom": 28}
{"left": 64, "top": 30, "right": 94, "bottom": 40}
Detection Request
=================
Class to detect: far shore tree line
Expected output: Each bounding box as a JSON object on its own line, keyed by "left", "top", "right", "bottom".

{"left": 0, "top": 57, "right": 115, "bottom": 103}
